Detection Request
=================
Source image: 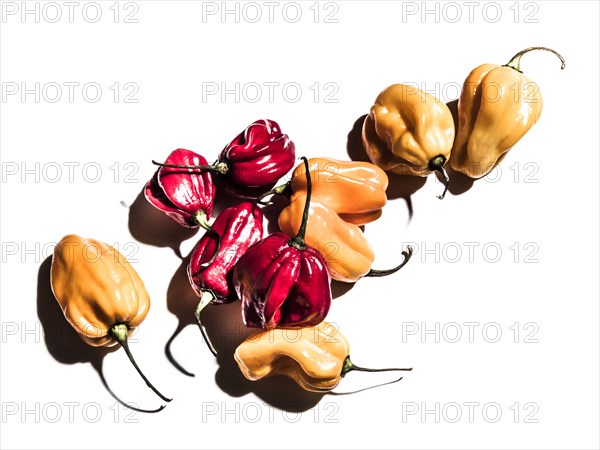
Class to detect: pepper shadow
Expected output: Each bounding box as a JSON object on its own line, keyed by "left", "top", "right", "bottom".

{"left": 444, "top": 99, "right": 475, "bottom": 196}
{"left": 128, "top": 188, "right": 198, "bottom": 259}
{"left": 347, "top": 114, "right": 372, "bottom": 163}
{"left": 262, "top": 194, "right": 289, "bottom": 235}
{"left": 212, "top": 176, "right": 256, "bottom": 216}
{"left": 36, "top": 257, "right": 163, "bottom": 413}
{"left": 347, "top": 114, "right": 426, "bottom": 222}
{"left": 163, "top": 252, "right": 254, "bottom": 379}
{"left": 217, "top": 175, "right": 279, "bottom": 205}
{"left": 331, "top": 280, "right": 355, "bottom": 299}
{"left": 164, "top": 255, "right": 324, "bottom": 412}
{"left": 210, "top": 174, "right": 287, "bottom": 235}
{"left": 164, "top": 252, "right": 200, "bottom": 377}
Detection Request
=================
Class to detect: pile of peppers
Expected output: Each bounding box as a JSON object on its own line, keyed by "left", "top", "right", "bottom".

{"left": 146, "top": 124, "right": 414, "bottom": 389}
{"left": 48, "top": 46, "right": 564, "bottom": 409}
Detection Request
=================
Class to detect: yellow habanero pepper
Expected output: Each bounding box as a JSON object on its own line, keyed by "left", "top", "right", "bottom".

{"left": 50, "top": 234, "right": 171, "bottom": 404}
{"left": 362, "top": 84, "right": 455, "bottom": 198}
{"left": 450, "top": 46, "right": 565, "bottom": 179}
{"left": 278, "top": 195, "right": 412, "bottom": 283}
{"left": 259, "top": 157, "right": 388, "bottom": 226}
{"left": 235, "top": 321, "right": 412, "bottom": 392}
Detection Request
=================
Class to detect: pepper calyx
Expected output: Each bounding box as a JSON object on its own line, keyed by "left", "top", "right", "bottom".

{"left": 110, "top": 323, "right": 129, "bottom": 343}
{"left": 428, "top": 155, "right": 450, "bottom": 200}
{"left": 213, "top": 161, "right": 230, "bottom": 175}
{"left": 288, "top": 236, "right": 307, "bottom": 251}
{"left": 341, "top": 355, "right": 354, "bottom": 378}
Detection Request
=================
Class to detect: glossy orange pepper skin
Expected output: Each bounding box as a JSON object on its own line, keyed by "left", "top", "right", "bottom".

{"left": 235, "top": 321, "right": 349, "bottom": 392}
{"left": 278, "top": 195, "right": 374, "bottom": 283}
{"left": 50, "top": 235, "right": 150, "bottom": 347}
{"left": 450, "top": 47, "right": 565, "bottom": 178}
{"left": 362, "top": 84, "right": 455, "bottom": 176}
{"left": 450, "top": 64, "right": 542, "bottom": 178}
{"left": 289, "top": 157, "right": 388, "bottom": 225}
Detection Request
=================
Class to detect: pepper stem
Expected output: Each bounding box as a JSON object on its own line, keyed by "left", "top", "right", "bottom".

{"left": 194, "top": 290, "right": 218, "bottom": 357}
{"left": 256, "top": 182, "right": 293, "bottom": 205}
{"left": 504, "top": 46, "right": 566, "bottom": 73}
{"left": 341, "top": 355, "right": 413, "bottom": 378}
{"left": 366, "top": 246, "right": 414, "bottom": 278}
{"left": 288, "top": 157, "right": 311, "bottom": 250}
{"left": 109, "top": 324, "right": 172, "bottom": 403}
{"left": 193, "top": 210, "right": 221, "bottom": 268}
{"left": 428, "top": 155, "right": 450, "bottom": 200}
{"left": 151, "top": 160, "right": 230, "bottom": 175}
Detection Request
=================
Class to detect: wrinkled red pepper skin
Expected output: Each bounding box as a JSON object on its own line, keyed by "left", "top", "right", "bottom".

{"left": 232, "top": 232, "right": 331, "bottom": 329}
{"left": 219, "top": 119, "right": 295, "bottom": 189}
{"left": 145, "top": 149, "right": 216, "bottom": 228}
{"left": 187, "top": 202, "right": 264, "bottom": 301}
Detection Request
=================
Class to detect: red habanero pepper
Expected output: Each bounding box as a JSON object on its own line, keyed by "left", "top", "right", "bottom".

{"left": 220, "top": 119, "right": 296, "bottom": 190}
{"left": 187, "top": 202, "right": 264, "bottom": 356}
{"left": 232, "top": 157, "right": 332, "bottom": 330}
{"left": 152, "top": 120, "right": 295, "bottom": 198}
{"left": 145, "top": 148, "right": 220, "bottom": 263}
{"left": 145, "top": 148, "right": 216, "bottom": 229}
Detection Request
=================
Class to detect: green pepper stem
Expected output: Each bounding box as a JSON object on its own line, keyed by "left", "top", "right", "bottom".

{"left": 428, "top": 155, "right": 450, "bottom": 200}
{"left": 109, "top": 324, "right": 172, "bottom": 403}
{"left": 256, "top": 182, "right": 293, "bottom": 205}
{"left": 151, "top": 159, "right": 230, "bottom": 175}
{"left": 193, "top": 211, "right": 221, "bottom": 268}
{"left": 341, "top": 355, "right": 413, "bottom": 378}
{"left": 194, "top": 290, "right": 218, "bottom": 357}
{"left": 504, "top": 46, "right": 566, "bottom": 73}
{"left": 365, "top": 246, "right": 414, "bottom": 278}
{"left": 288, "top": 157, "right": 311, "bottom": 250}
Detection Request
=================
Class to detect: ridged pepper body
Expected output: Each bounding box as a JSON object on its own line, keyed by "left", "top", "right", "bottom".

{"left": 50, "top": 235, "right": 150, "bottom": 347}
{"left": 450, "top": 64, "right": 542, "bottom": 178}
{"left": 188, "top": 202, "right": 264, "bottom": 301}
{"left": 362, "top": 84, "right": 455, "bottom": 176}
{"left": 278, "top": 195, "right": 375, "bottom": 283}
{"left": 219, "top": 119, "right": 295, "bottom": 189}
{"left": 145, "top": 148, "right": 216, "bottom": 227}
{"left": 288, "top": 157, "right": 388, "bottom": 225}
{"left": 235, "top": 321, "right": 349, "bottom": 392}
{"left": 232, "top": 232, "right": 331, "bottom": 330}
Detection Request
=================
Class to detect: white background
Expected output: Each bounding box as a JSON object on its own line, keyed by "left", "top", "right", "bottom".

{"left": 1, "top": 1, "right": 599, "bottom": 449}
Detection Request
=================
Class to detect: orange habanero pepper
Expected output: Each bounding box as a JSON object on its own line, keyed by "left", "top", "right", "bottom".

{"left": 260, "top": 157, "right": 388, "bottom": 226}
{"left": 51, "top": 234, "right": 171, "bottom": 406}
{"left": 278, "top": 195, "right": 412, "bottom": 283}
{"left": 235, "top": 321, "right": 412, "bottom": 392}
